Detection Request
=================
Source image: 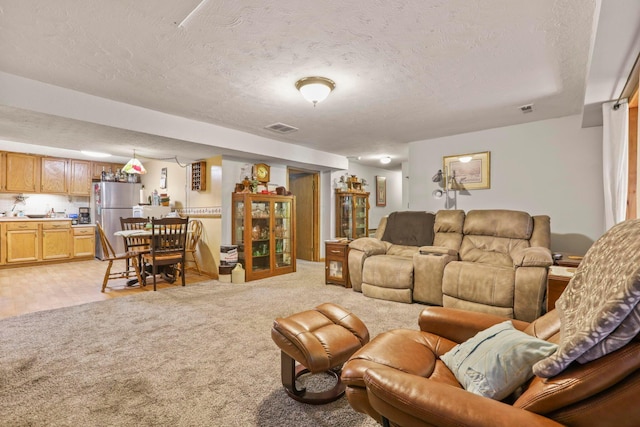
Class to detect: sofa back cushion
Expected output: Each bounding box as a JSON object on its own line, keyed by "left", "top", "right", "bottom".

{"left": 459, "top": 210, "right": 534, "bottom": 267}
{"left": 381, "top": 211, "right": 435, "bottom": 247}
{"left": 433, "top": 210, "right": 465, "bottom": 251}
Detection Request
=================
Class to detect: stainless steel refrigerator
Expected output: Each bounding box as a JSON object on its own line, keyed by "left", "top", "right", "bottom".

{"left": 94, "top": 181, "right": 142, "bottom": 259}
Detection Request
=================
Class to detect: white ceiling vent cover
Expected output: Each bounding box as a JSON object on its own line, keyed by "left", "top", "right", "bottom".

{"left": 265, "top": 122, "right": 299, "bottom": 134}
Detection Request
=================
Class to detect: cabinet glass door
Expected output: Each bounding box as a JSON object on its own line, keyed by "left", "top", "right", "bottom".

{"left": 250, "top": 199, "right": 271, "bottom": 273}
{"left": 275, "top": 200, "right": 292, "bottom": 268}
{"left": 354, "top": 196, "right": 367, "bottom": 238}
{"left": 233, "top": 200, "right": 246, "bottom": 264}
{"left": 339, "top": 194, "right": 353, "bottom": 239}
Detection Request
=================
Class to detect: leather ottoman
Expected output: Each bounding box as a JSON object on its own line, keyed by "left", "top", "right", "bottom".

{"left": 271, "top": 302, "right": 369, "bottom": 404}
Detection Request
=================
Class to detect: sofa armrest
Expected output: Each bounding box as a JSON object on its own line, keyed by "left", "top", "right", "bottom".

{"left": 364, "top": 367, "right": 563, "bottom": 427}
{"left": 412, "top": 249, "right": 458, "bottom": 306}
{"left": 418, "top": 307, "right": 529, "bottom": 343}
{"left": 349, "top": 237, "right": 388, "bottom": 256}
{"left": 512, "top": 247, "right": 553, "bottom": 267}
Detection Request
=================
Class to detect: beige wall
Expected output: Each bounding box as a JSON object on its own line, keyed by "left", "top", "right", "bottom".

{"left": 140, "top": 156, "right": 222, "bottom": 278}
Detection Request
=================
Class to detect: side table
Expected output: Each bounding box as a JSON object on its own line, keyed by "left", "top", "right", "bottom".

{"left": 547, "top": 264, "right": 580, "bottom": 312}
{"left": 325, "top": 240, "right": 351, "bottom": 288}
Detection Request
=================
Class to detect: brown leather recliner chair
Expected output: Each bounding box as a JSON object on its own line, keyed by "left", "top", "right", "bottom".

{"left": 342, "top": 218, "right": 640, "bottom": 427}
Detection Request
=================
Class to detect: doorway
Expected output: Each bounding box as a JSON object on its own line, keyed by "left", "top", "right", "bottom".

{"left": 288, "top": 168, "right": 320, "bottom": 261}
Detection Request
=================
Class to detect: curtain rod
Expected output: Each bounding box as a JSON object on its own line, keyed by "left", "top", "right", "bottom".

{"left": 613, "top": 50, "right": 640, "bottom": 110}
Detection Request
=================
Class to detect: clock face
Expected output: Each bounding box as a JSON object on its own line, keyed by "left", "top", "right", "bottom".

{"left": 255, "top": 163, "right": 270, "bottom": 182}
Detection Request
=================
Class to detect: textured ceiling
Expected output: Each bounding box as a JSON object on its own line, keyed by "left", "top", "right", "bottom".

{"left": 0, "top": 1, "right": 600, "bottom": 169}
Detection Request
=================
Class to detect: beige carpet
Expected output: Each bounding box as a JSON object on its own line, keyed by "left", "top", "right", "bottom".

{"left": 0, "top": 261, "right": 425, "bottom": 426}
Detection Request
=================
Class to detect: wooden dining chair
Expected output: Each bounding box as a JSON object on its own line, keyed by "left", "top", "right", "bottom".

{"left": 142, "top": 216, "right": 189, "bottom": 291}
{"left": 185, "top": 219, "right": 204, "bottom": 275}
{"left": 96, "top": 222, "right": 144, "bottom": 292}
{"left": 119, "top": 217, "right": 150, "bottom": 274}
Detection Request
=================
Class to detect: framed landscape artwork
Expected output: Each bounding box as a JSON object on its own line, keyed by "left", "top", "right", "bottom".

{"left": 443, "top": 151, "right": 491, "bottom": 190}
{"left": 376, "top": 176, "right": 386, "bottom": 206}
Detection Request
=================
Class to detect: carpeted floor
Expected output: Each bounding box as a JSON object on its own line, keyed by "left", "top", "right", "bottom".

{"left": 0, "top": 261, "right": 425, "bottom": 426}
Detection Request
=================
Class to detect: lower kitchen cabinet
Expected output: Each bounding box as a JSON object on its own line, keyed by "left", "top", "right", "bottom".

{"left": 42, "top": 221, "right": 72, "bottom": 260}
{"left": 6, "top": 222, "right": 39, "bottom": 263}
{"left": 73, "top": 226, "right": 95, "bottom": 258}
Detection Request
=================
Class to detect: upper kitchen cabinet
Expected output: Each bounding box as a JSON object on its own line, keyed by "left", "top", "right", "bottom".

{"left": 91, "top": 162, "right": 126, "bottom": 180}
{"left": 69, "top": 160, "right": 92, "bottom": 196}
{"left": 0, "top": 152, "right": 5, "bottom": 191}
{"left": 40, "top": 157, "right": 68, "bottom": 194}
{"left": 4, "top": 152, "right": 39, "bottom": 193}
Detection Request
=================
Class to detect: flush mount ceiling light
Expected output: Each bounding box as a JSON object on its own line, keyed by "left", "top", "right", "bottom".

{"left": 81, "top": 150, "right": 111, "bottom": 158}
{"left": 122, "top": 149, "right": 147, "bottom": 175}
{"left": 295, "top": 76, "right": 336, "bottom": 106}
{"left": 380, "top": 156, "right": 392, "bottom": 164}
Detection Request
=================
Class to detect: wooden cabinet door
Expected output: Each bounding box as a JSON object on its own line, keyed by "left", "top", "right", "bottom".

{"left": 5, "top": 152, "right": 39, "bottom": 193}
{"left": 69, "top": 160, "right": 91, "bottom": 195}
{"left": 0, "top": 152, "right": 6, "bottom": 191}
{"left": 73, "top": 227, "right": 95, "bottom": 258}
{"left": 6, "top": 222, "right": 39, "bottom": 263}
{"left": 42, "top": 222, "right": 72, "bottom": 260}
{"left": 41, "top": 157, "right": 68, "bottom": 194}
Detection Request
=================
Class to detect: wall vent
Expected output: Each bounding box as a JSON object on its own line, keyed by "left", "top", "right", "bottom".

{"left": 265, "top": 122, "right": 299, "bottom": 134}
{"left": 519, "top": 104, "right": 534, "bottom": 113}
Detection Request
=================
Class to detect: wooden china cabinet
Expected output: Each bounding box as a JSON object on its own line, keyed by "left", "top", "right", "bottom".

{"left": 232, "top": 193, "right": 296, "bottom": 281}
{"left": 335, "top": 190, "right": 370, "bottom": 239}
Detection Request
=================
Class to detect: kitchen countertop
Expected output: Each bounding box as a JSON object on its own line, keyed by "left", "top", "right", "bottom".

{"left": 0, "top": 217, "right": 95, "bottom": 227}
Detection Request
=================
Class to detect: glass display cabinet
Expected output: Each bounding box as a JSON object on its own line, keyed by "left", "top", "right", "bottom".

{"left": 335, "top": 190, "right": 370, "bottom": 239}
{"left": 232, "top": 193, "right": 296, "bottom": 281}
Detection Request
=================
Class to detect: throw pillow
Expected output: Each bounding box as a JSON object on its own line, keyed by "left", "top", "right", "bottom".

{"left": 440, "top": 320, "right": 558, "bottom": 400}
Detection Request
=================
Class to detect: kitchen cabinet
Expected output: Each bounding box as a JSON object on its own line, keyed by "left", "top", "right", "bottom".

{"left": 5, "top": 152, "right": 39, "bottom": 193}
{"left": 0, "top": 152, "right": 6, "bottom": 191}
{"left": 335, "top": 190, "right": 369, "bottom": 239}
{"left": 73, "top": 226, "right": 95, "bottom": 258}
{"left": 232, "top": 193, "right": 296, "bottom": 281}
{"left": 91, "top": 162, "right": 126, "bottom": 180}
{"left": 42, "top": 221, "right": 72, "bottom": 260}
{"left": 69, "top": 160, "right": 92, "bottom": 196}
{"left": 41, "top": 157, "right": 68, "bottom": 194}
{"left": 6, "top": 222, "right": 39, "bottom": 263}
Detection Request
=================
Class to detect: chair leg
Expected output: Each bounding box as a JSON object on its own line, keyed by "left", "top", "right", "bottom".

{"left": 132, "top": 258, "right": 144, "bottom": 289}
{"left": 191, "top": 252, "right": 202, "bottom": 275}
{"left": 101, "top": 260, "right": 113, "bottom": 292}
{"left": 152, "top": 264, "right": 158, "bottom": 291}
{"left": 181, "top": 261, "right": 186, "bottom": 287}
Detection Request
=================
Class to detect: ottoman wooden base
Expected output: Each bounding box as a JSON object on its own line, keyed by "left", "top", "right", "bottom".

{"left": 271, "top": 303, "right": 369, "bottom": 405}
{"left": 281, "top": 352, "right": 345, "bottom": 404}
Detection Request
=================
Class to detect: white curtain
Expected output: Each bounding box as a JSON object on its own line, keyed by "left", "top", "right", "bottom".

{"left": 602, "top": 100, "right": 629, "bottom": 230}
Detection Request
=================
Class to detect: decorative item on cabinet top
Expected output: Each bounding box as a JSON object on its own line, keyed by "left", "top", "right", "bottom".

{"left": 253, "top": 163, "right": 270, "bottom": 183}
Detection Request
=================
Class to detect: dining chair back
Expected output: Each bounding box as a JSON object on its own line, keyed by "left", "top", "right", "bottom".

{"left": 186, "top": 219, "right": 204, "bottom": 274}
{"left": 142, "top": 216, "right": 189, "bottom": 291}
{"left": 119, "top": 217, "right": 150, "bottom": 272}
{"left": 96, "top": 222, "right": 143, "bottom": 292}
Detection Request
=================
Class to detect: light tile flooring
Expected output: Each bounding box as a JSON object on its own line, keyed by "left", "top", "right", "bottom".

{"left": 0, "top": 259, "right": 211, "bottom": 320}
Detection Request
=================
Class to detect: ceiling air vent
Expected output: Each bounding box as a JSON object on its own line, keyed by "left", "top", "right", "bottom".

{"left": 265, "top": 122, "right": 299, "bottom": 134}
{"left": 519, "top": 104, "right": 534, "bottom": 113}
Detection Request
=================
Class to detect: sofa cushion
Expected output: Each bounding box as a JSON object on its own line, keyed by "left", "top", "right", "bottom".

{"left": 363, "top": 255, "right": 414, "bottom": 288}
{"left": 460, "top": 235, "right": 530, "bottom": 267}
{"left": 381, "top": 211, "right": 435, "bottom": 247}
{"left": 440, "top": 320, "right": 558, "bottom": 400}
{"left": 386, "top": 245, "right": 421, "bottom": 257}
{"left": 463, "top": 210, "right": 533, "bottom": 240}
{"left": 443, "top": 262, "right": 515, "bottom": 308}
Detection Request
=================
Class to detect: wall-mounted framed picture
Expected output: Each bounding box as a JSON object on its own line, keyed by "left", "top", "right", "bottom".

{"left": 160, "top": 167, "right": 167, "bottom": 189}
{"left": 376, "top": 176, "right": 387, "bottom": 206}
{"left": 443, "top": 151, "right": 491, "bottom": 190}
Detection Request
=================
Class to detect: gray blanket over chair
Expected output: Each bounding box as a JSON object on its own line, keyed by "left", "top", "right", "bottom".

{"left": 533, "top": 219, "right": 640, "bottom": 378}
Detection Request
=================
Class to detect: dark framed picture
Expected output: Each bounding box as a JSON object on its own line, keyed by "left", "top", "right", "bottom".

{"left": 376, "top": 176, "right": 386, "bottom": 207}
